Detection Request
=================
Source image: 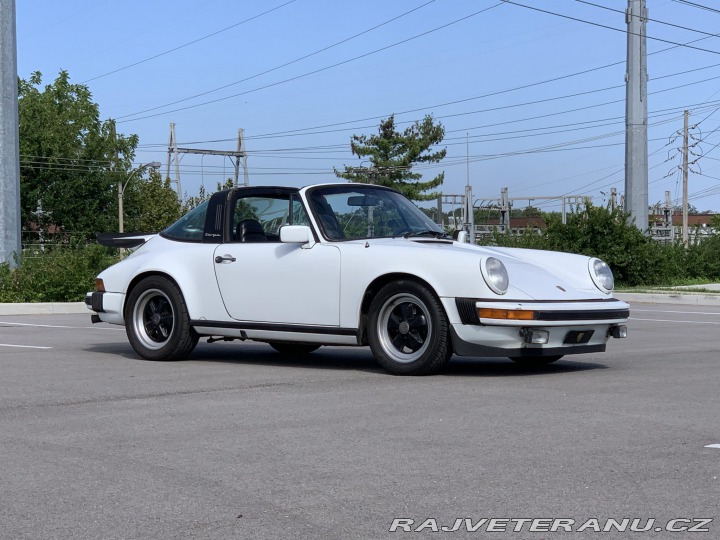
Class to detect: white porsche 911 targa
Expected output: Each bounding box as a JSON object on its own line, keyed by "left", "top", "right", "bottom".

{"left": 86, "top": 183, "right": 628, "bottom": 375}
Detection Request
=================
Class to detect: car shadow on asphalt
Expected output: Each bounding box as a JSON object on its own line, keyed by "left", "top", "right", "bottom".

{"left": 85, "top": 342, "right": 608, "bottom": 377}
{"left": 443, "top": 356, "right": 608, "bottom": 377}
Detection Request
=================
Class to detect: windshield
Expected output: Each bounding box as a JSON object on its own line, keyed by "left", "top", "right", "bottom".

{"left": 307, "top": 186, "right": 445, "bottom": 241}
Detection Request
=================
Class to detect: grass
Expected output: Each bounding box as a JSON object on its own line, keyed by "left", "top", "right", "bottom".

{"left": 616, "top": 285, "right": 720, "bottom": 295}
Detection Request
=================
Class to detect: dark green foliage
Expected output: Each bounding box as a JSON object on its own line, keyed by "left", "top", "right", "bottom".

{"left": 686, "top": 234, "right": 720, "bottom": 280}
{"left": 335, "top": 114, "right": 446, "bottom": 201}
{"left": 181, "top": 179, "right": 235, "bottom": 213}
{"left": 123, "top": 170, "right": 182, "bottom": 232}
{"left": 0, "top": 244, "right": 119, "bottom": 302}
{"left": 18, "top": 71, "right": 138, "bottom": 236}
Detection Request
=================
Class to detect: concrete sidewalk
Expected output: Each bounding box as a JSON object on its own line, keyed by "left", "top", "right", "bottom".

{"left": 2, "top": 286, "right": 720, "bottom": 315}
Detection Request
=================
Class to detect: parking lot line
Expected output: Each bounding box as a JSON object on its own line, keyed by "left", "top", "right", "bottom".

{"left": 630, "top": 317, "right": 720, "bottom": 325}
{"left": 0, "top": 343, "right": 52, "bottom": 349}
{"left": 631, "top": 309, "right": 720, "bottom": 315}
{"left": 0, "top": 321, "right": 123, "bottom": 331}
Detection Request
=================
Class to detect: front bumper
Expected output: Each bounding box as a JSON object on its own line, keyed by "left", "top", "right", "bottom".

{"left": 85, "top": 291, "right": 126, "bottom": 325}
{"left": 447, "top": 297, "right": 629, "bottom": 358}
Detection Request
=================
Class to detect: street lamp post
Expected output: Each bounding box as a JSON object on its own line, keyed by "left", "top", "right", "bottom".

{"left": 118, "top": 162, "right": 161, "bottom": 233}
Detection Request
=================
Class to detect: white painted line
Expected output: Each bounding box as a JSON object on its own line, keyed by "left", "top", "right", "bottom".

{"left": 0, "top": 321, "right": 123, "bottom": 331}
{"left": 0, "top": 344, "right": 52, "bottom": 350}
{"left": 630, "top": 318, "right": 720, "bottom": 325}
{"left": 704, "top": 444, "right": 720, "bottom": 449}
{"left": 632, "top": 309, "right": 720, "bottom": 315}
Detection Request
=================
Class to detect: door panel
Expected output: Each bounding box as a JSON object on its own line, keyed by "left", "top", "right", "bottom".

{"left": 213, "top": 243, "right": 341, "bottom": 326}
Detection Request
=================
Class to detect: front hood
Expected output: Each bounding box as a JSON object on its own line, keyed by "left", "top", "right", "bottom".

{"left": 358, "top": 238, "right": 610, "bottom": 301}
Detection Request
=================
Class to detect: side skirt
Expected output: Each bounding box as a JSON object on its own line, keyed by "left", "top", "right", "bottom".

{"left": 190, "top": 320, "right": 360, "bottom": 346}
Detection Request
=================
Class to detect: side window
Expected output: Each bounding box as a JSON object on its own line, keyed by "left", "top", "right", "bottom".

{"left": 162, "top": 199, "right": 210, "bottom": 242}
{"left": 230, "top": 194, "right": 310, "bottom": 242}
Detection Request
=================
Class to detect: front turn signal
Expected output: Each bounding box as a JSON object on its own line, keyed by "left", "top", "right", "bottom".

{"left": 478, "top": 308, "right": 536, "bottom": 321}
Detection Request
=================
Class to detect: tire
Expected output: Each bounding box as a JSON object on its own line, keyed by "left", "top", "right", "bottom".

{"left": 269, "top": 342, "right": 321, "bottom": 355}
{"left": 125, "top": 276, "right": 198, "bottom": 361}
{"left": 510, "top": 354, "right": 564, "bottom": 366}
{"left": 367, "top": 280, "right": 452, "bottom": 375}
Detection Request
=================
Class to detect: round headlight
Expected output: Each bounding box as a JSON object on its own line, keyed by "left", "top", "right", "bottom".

{"left": 481, "top": 257, "right": 509, "bottom": 295}
{"left": 589, "top": 258, "right": 614, "bottom": 293}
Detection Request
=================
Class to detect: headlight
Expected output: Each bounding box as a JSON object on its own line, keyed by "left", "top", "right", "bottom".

{"left": 481, "top": 257, "right": 509, "bottom": 295}
{"left": 589, "top": 258, "right": 614, "bottom": 293}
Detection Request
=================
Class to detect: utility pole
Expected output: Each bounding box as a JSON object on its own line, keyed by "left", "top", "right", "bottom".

{"left": 463, "top": 134, "right": 474, "bottom": 241}
{"left": 0, "top": 0, "right": 21, "bottom": 267}
{"left": 500, "top": 187, "right": 509, "bottom": 230}
{"left": 682, "top": 110, "right": 689, "bottom": 247}
{"left": 167, "top": 123, "right": 182, "bottom": 198}
{"left": 664, "top": 190, "right": 673, "bottom": 241}
{"left": 624, "top": 0, "right": 649, "bottom": 231}
{"left": 238, "top": 128, "right": 249, "bottom": 187}
{"left": 167, "top": 124, "right": 248, "bottom": 195}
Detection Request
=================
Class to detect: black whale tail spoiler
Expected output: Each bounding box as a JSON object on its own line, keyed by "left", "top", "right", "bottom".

{"left": 96, "top": 232, "right": 155, "bottom": 249}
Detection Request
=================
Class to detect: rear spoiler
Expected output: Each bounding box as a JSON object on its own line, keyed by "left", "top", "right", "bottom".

{"left": 96, "top": 232, "right": 155, "bottom": 249}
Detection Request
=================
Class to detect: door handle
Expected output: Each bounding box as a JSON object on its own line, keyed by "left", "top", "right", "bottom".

{"left": 215, "top": 255, "right": 237, "bottom": 263}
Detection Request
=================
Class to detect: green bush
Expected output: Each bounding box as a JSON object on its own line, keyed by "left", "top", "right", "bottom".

{"left": 686, "top": 234, "right": 720, "bottom": 280}
{"left": 0, "top": 244, "right": 119, "bottom": 302}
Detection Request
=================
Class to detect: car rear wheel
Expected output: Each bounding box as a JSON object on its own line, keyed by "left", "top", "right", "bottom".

{"left": 268, "top": 342, "right": 321, "bottom": 355}
{"left": 125, "top": 276, "right": 198, "bottom": 361}
{"left": 367, "top": 280, "right": 452, "bottom": 375}
{"left": 510, "top": 354, "right": 564, "bottom": 366}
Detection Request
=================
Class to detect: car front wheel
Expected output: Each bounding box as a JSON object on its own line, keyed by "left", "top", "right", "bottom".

{"left": 367, "top": 280, "right": 451, "bottom": 375}
{"left": 125, "top": 276, "right": 198, "bottom": 361}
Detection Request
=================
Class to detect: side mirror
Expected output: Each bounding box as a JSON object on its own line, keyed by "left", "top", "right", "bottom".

{"left": 280, "top": 225, "right": 316, "bottom": 249}
{"left": 453, "top": 230, "right": 468, "bottom": 243}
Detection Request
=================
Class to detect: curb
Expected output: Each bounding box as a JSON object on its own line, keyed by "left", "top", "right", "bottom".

{"left": 614, "top": 292, "right": 720, "bottom": 306}
{"left": 0, "top": 302, "right": 87, "bottom": 316}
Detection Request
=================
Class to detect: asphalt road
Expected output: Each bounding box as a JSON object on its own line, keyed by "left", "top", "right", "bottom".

{"left": 1, "top": 302, "right": 718, "bottom": 539}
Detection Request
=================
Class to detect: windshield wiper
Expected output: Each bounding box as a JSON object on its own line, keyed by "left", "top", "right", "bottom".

{"left": 403, "top": 230, "right": 450, "bottom": 239}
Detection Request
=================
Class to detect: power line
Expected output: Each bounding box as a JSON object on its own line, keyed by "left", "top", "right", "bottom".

{"left": 574, "top": 0, "right": 720, "bottom": 40}
{"left": 501, "top": 0, "right": 720, "bottom": 55}
{"left": 116, "top": 2, "right": 501, "bottom": 122}
{"left": 132, "top": 75, "right": 720, "bottom": 152}
{"left": 107, "top": 0, "right": 437, "bottom": 118}
{"left": 236, "top": 62, "right": 720, "bottom": 142}
{"left": 671, "top": 0, "right": 720, "bottom": 16}
{"left": 80, "top": 0, "right": 299, "bottom": 83}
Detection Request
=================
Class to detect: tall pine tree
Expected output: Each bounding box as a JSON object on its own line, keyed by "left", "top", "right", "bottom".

{"left": 335, "top": 114, "right": 446, "bottom": 201}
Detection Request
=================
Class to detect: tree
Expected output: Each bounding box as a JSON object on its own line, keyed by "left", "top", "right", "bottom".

{"left": 18, "top": 71, "right": 138, "bottom": 236}
{"left": 711, "top": 214, "right": 720, "bottom": 230}
{"left": 123, "top": 169, "right": 182, "bottom": 232}
{"left": 181, "top": 178, "right": 235, "bottom": 213}
{"left": 334, "top": 114, "right": 446, "bottom": 201}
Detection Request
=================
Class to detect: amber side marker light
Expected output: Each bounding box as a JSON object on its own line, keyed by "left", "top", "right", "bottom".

{"left": 478, "top": 308, "right": 536, "bottom": 320}
{"left": 94, "top": 279, "right": 105, "bottom": 292}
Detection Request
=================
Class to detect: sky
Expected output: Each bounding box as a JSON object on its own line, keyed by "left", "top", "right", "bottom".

{"left": 14, "top": 0, "right": 720, "bottom": 214}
